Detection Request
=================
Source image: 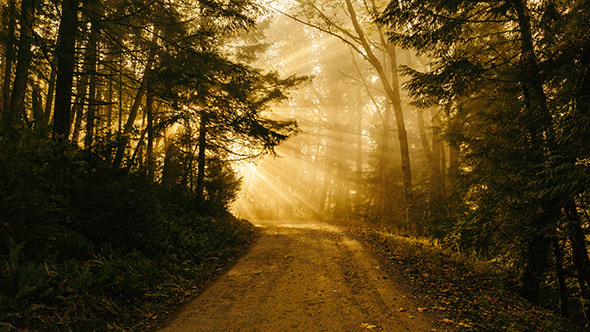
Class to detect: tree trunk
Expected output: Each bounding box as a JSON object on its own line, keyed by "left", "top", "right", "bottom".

{"left": 426, "top": 108, "right": 443, "bottom": 215}
{"left": 388, "top": 44, "right": 413, "bottom": 229}
{"left": 112, "top": 48, "right": 155, "bottom": 168}
{"left": 118, "top": 61, "right": 123, "bottom": 134}
{"left": 377, "top": 97, "right": 391, "bottom": 217}
{"left": 552, "top": 238, "right": 569, "bottom": 318}
{"left": 417, "top": 108, "right": 432, "bottom": 166}
{"left": 512, "top": 0, "right": 552, "bottom": 135}
{"left": 71, "top": 87, "right": 88, "bottom": 143}
{"left": 32, "top": 83, "right": 46, "bottom": 126}
{"left": 356, "top": 96, "right": 363, "bottom": 199}
{"left": 146, "top": 89, "right": 154, "bottom": 181}
{"left": 43, "top": 57, "right": 58, "bottom": 122}
{"left": 520, "top": 204, "right": 559, "bottom": 303}
{"left": 195, "top": 112, "right": 208, "bottom": 201}
{"left": 84, "top": 15, "right": 99, "bottom": 154}
{"left": 565, "top": 203, "right": 590, "bottom": 320}
{"left": 106, "top": 66, "right": 113, "bottom": 135}
{"left": 8, "top": 0, "right": 36, "bottom": 123}
{"left": 512, "top": 0, "right": 565, "bottom": 305}
{"left": 448, "top": 145, "right": 459, "bottom": 181}
{"left": 52, "top": 0, "right": 80, "bottom": 139}
{"left": 71, "top": 39, "right": 90, "bottom": 143}
{"left": 345, "top": 0, "right": 413, "bottom": 226}
{"left": 1, "top": 0, "right": 16, "bottom": 116}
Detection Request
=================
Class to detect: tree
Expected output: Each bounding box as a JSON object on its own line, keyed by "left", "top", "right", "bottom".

{"left": 7, "top": 0, "right": 36, "bottom": 125}
{"left": 283, "top": 0, "right": 415, "bottom": 227}
{"left": 52, "top": 0, "right": 79, "bottom": 139}
{"left": 1, "top": 0, "right": 17, "bottom": 116}
{"left": 379, "top": 0, "right": 590, "bottom": 311}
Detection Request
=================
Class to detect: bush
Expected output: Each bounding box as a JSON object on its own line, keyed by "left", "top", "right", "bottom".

{"left": 0, "top": 129, "right": 258, "bottom": 331}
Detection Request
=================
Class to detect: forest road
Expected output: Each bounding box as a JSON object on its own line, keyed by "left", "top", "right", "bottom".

{"left": 159, "top": 219, "right": 440, "bottom": 332}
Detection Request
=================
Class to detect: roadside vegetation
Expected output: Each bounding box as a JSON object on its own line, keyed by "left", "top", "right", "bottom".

{"left": 346, "top": 225, "right": 582, "bottom": 332}
{"left": 0, "top": 129, "right": 258, "bottom": 331}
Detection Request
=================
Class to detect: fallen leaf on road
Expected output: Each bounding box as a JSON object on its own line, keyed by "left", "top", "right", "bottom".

{"left": 359, "top": 323, "right": 377, "bottom": 329}
{"left": 398, "top": 307, "right": 408, "bottom": 312}
{"left": 458, "top": 322, "right": 473, "bottom": 328}
{"left": 417, "top": 307, "right": 428, "bottom": 312}
{"left": 441, "top": 318, "right": 455, "bottom": 324}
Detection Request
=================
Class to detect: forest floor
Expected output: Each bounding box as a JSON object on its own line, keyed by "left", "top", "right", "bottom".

{"left": 348, "top": 227, "right": 580, "bottom": 332}
{"left": 158, "top": 219, "right": 440, "bottom": 332}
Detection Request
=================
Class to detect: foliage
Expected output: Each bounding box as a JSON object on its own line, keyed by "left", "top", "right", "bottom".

{"left": 0, "top": 127, "right": 258, "bottom": 331}
{"left": 351, "top": 227, "right": 581, "bottom": 332}
{"left": 377, "top": 0, "right": 590, "bottom": 323}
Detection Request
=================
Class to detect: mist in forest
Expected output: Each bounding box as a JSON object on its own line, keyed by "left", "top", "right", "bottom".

{"left": 1, "top": 0, "right": 590, "bottom": 329}
{"left": 233, "top": 6, "right": 433, "bottom": 228}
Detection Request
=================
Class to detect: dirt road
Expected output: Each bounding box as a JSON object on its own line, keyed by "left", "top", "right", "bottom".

{"left": 159, "top": 219, "right": 440, "bottom": 331}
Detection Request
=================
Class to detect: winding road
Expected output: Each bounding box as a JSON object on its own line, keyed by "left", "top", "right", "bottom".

{"left": 159, "top": 219, "right": 440, "bottom": 331}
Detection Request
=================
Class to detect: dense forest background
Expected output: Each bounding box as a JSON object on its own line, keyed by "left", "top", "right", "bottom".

{"left": 234, "top": 0, "right": 590, "bottom": 327}
{"left": 1, "top": 0, "right": 590, "bottom": 330}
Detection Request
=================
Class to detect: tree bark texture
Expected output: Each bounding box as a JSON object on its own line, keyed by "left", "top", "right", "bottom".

{"left": 344, "top": 0, "right": 413, "bottom": 226}
{"left": 52, "top": 0, "right": 80, "bottom": 139}
{"left": 112, "top": 48, "right": 155, "bottom": 168}
{"left": 8, "top": 0, "right": 36, "bottom": 123}
{"left": 84, "top": 15, "right": 99, "bottom": 153}
{"left": 1, "top": 0, "right": 17, "bottom": 116}
{"left": 195, "top": 112, "right": 208, "bottom": 200}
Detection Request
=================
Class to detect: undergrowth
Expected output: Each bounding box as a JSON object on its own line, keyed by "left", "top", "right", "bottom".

{"left": 0, "top": 130, "right": 258, "bottom": 331}
{"left": 348, "top": 227, "right": 581, "bottom": 332}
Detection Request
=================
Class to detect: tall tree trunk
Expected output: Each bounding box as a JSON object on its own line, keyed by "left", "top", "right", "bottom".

{"left": 345, "top": 0, "right": 413, "bottom": 226}
{"left": 8, "top": 0, "right": 36, "bottom": 123}
{"left": 146, "top": 89, "right": 154, "bottom": 181}
{"left": 388, "top": 44, "right": 413, "bottom": 229}
{"left": 112, "top": 48, "right": 155, "bottom": 168}
{"left": 356, "top": 97, "right": 363, "bottom": 199}
{"left": 429, "top": 109, "right": 445, "bottom": 216}
{"left": 118, "top": 61, "right": 123, "bottom": 134}
{"left": 71, "top": 39, "right": 90, "bottom": 143}
{"left": 333, "top": 122, "right": 348, "bottom": 217}
{"left": 1, "top": 0, "right": 16, "bottom": 116}
{"left": 195, "top": 112, "right": 208, "bottom": 201}
{"left": 512, "top": 0, "right": 565, "bottom": 305}
{"left": 31, "top": 82, "right": 46, "bottom": 126}
{"left": 553, "top": 238, "right": 569, "bottom": 318}
{"left": 417, "top": 108, "right": 432, "bottom": 166}
{"left": 377, "top": 97, "right": 391, "bottom": 217}
{"left": 440, "top": 142, "right": 447, "bottom": 197}
{"left": 71, "top": 86, "right": 88, "bottom": 143}
{"left": 113, "top": 76, "right": 147, "bottom": 167}
{"left": 52, "top": 0, "right": 80, "bottom": 139}
{"left": 565, "top": 203, "right": 590, "bottom": 320}
{"left": 43, "top": 57, "right": 57, "bottom": 121}
{"left": 106, "top": 66, "right": 113, "bottom": 135}
{"left": 448, "top": 145, "right": 459, "bottom": 181}
{"left": 520, "top": 204, "right": 559, "bottom": 303}
{"left": 84, "top": 15, "right": 99, "bottom": 154}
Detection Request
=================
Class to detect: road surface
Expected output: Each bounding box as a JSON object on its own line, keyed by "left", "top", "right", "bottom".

{"left": 159, "top": 219, "right": 440, "bottom": 331}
